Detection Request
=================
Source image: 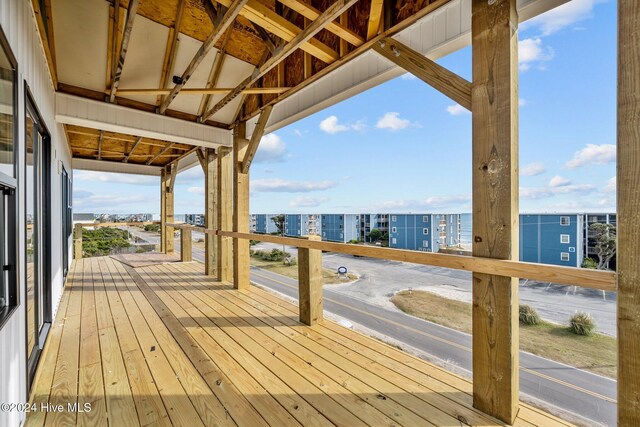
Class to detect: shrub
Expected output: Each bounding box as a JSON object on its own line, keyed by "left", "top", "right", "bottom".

{"left": 569, "top": 312, "right": 596, "bottom": 336}
{"left": 144, "top": 224, "right": 161, "bottom": 233}
{"left": 519, "top": 305, "right": 540, "bottom": 325}
{"left": 251, "top": 248, "right": 290, "bottom": 262}
{"left": 581, "top": 257, "right": 598, "bottom": 269}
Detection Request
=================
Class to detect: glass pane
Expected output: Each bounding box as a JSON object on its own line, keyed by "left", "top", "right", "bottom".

{"left": 26, "top": 112, "right": 36, "bottom": 354}
{"left": 0, "top": 191, "right": 5, "bottom": 307}
{"left": 0, "top": 42, "right": 15, "bottom": 177}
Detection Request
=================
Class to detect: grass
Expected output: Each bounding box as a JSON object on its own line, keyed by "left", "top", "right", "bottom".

{"left": 250, "top": 256, "right": 358, "bottom": 285}
{"left": 391, "top": 290, "right": 617, "bottom": 378}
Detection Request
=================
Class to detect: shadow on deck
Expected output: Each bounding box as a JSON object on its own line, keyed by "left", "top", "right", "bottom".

{"left": 26, "top": 256, "right": 572, "bottom": 427}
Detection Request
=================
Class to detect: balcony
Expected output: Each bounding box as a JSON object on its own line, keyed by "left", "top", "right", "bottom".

{"left": 25, "top": 255, "right": 571, "bottom": 427}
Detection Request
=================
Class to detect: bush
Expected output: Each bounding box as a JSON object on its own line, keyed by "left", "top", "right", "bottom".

{"left": 144, "top": 224, "right": 161, "bottom": 233}
{"left": 348, "top": 239, "right": 359, "bottom": 244}
{"left": 82, "top": 227, "right": 131, "bottom": 257}
{"left": 250, "top": 240, "right": 260, "bottom": 246}
{"left": 569, "top": 312, "right": 596, "bottom": 336}
{"left": 519, "top": 305, "right": 540, "bottom": 325}
{"left": 581, "top": 257, "right": 598, "bottom": 269}
{"left": 251, "top": 248, "right": 291, "bottom": 262}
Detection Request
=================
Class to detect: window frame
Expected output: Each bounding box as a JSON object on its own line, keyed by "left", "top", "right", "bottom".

{"left": 0, "top": 25, "right": 18, "bottom": 331}
{"left": 560, "top": 216, "right": 570, "bottom": 226}
{"left": 560, "top": 234, "right": 570, "bottom": 244}
{"left": 423, "top": 227, "right": 429, "bottom": 235}
{"left": 560, "top": 252, "right": 570, "bottom": 262}
{"left": 391, "top": 226, "right": 397, "bottom": 233}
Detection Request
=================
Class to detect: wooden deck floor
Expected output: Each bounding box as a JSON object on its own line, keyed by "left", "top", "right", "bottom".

{"left": 27, "top": 256, "right": 572, "bottom": 427}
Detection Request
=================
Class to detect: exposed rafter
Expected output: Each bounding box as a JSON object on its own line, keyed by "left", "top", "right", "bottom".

{"left": 215, "top": 0, "right": 338, "bottom": 63}
{"left": 117, "top": 87, "right": 290, "bottom": 95}
{"left": 124, "top": 136, "right": 143, "bottom": 163}
{"left": 373, "top": 37, "right": 472, "bottom": 110}
{"left": 367, "top": 0, "right": 384, "bottom": 40}
{"left": 196, "top": 147, "right": 206, "bottom": 171}
{"left": 158, "top": 0, "right": 186, "bottom": 106}
{"left": 147, "top": 142, "right": 176, "bottom": 165}
{"left": 97, "top": 130, "right": 104, "bottom": 160}
{"left": 201, "top": 0, "right": 357, "bottom": 122}
{"left": 198, "top": 25, "right": 235, "bottom": 117}
{"left": 278, "top": 0, "right": 364, "bottom": 47}
{"left": 108, "top": 0, "right": 140, "bottom": 103}
{"left": 241, "top": 105, "right": 273, "bottom": 173}
{"left": 158, "top": 0, "right": 249, "bottom": 114}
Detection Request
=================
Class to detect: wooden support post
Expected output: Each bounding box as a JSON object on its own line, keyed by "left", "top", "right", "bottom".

{"left": 618, "top": 1, "right": 640, "bottom": 424}
{"left": 299, "top": 235, "right": 323, "bottom": 325}
{"left": 180, "top": 227, "right": 192, "bottom": 262}
{"left": 74, "top": 224, "right": 83, "bottom": 260}
{"left": 233, "top": 122, "right": 250, "bottom": 290}
{"left": 205, "top": 148, "right": 217, "bottom": 276}
{"left": 217, "top": 146, "right": 233, "bottom": 282}
{"left": 471, "top": 0, "right": 519, "bottom": 423}
{"left": 161, "top": 165, "right": 176, "bottom": 254}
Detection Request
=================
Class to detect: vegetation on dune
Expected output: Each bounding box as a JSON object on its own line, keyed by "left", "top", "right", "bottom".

{"left": 81, "top": 228, "right": 131, "bottom": 257}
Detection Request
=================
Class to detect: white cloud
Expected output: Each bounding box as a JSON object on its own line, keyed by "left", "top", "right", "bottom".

{"left": 376, "top": 112, "right": 411, "bottom": 130}
{"left": 74, "top": 170, "right": 158, "bottom": 185}
{"left": 289, "top": 196, "right": 329, "bottom": 208}
{"left": 254, "top": 133, "right": 288, "bottom": 163}
{"left": 524, "top": 0, "right": 599, "bottom": 36}
{"left": 520, "top": 183, "right": 596, "bottom": 199}
{"left": 446, "top": 104, "right": 470, "bottom": 116}
{"left": 518, "top": 38, "right": 554, "bottom": 71}
{"left": 519, "top": 98, "right": 527, "bottom": 107}
{"left": 565, "top": 144, "right": 616, "bottom": 168}
{"left": 604, "top": 176, "right": 616, "bottom": 193}
{"left": 187, "top": 186, "right": 204, "bottom": 194}
{"left": 251, "top": 178, "right": 336, "bottom": 193}
{"left": 372, "top": 194, "right": 471, "bottom": 211}
{"left": 319, "top": 115, "right": 349, "bottom": 134}
{"left": 521, "top": 162, "right": 546, "bottom": 176}
{"left": 292, "top": 129, "right": 308, "bottom": 137}
{"left": 549, "top": 175, "right": 571, "bottom": 187}
{"left": 73, "top": 190, "right": 157, "bottom": 209}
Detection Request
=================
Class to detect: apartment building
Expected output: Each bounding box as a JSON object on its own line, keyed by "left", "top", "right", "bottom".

{"left": 360, "top": 213, "right": 389, "bottom": 242}
{"left": 284, "top": 214, "right": 321, "bottom": 237}
{"left": 321, "top": 214, "right": 360, "bottom": 243}
{"left": 185, "top": 213, "right": 205, "bottom": 227}
{"left": 254, "top": 213, "right": 279, "bottom": 234}
{"left": 388, "top": 214, "right": 440, "bottom": 252}
{"left": 583, "top": 213, "right": 617, "bottom": 267}
{"left": 520, "top": 214, "right": 585, "bottom": 267}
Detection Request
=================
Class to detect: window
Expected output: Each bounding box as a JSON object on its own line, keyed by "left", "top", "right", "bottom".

{"left": 0, "top": 26, "right": 17, "bottom": 330}
{"left": 560, "top": 216, "right": 570, "bottom": 226}
{"left": 391, "top": 237, "right": 397, "bottom": 244}
{"left": 391, "top": 215, "right": 397, "bottom": 221}
{"left": 560, "top": 234, "right": 570, "bottom": 244}
{"left": 391, "top": 227, "right": 397, "bottom": 233}
{"left": 569, "top": 247, "right": 576, "bottom": 253}
{"left": 423, "top": 240, "right": 429, "bottom": 248}
{"left": 423, "top": 228, "right": 429, "bottom": 235}
{"left": 423, "top": 215, "right": 429, "bottom": 222}
{"left": 560, "top": 252, "right": 570, "bottom": 262}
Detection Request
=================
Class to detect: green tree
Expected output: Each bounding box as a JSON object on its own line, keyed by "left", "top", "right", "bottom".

{"left": 271, "top": 214, "right": 285, "bottom": 235}
{"left": 589, "top": 223, "right": 616, "bottom": 270}
{"left": 369, "top": 228, "right": 382, "bottom": 242}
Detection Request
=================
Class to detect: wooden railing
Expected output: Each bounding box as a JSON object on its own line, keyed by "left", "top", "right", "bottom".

{"left": 165, "top": 222, "right": 616, "bottom": 327}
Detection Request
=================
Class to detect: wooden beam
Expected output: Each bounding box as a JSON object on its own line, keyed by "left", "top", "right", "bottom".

{"left": 217, "top": 147, "right": 233, "bottom": 282}
{"left": 373, "top": 37, "right": 472, "bottom": 111}
{"left": 158, "top": 0, "right": 186, "bottom": 106}
{"left": 117, "top": 87, "right": 290, "bottom": 96}
{"left": 215, "top": 0, "right": 338, "bottom": 63}
{"left": 180, "top": 227, "right": 192, "bottom": 262}
{"left": 146, "top": 143, "right": 176, "bottom": 165}
{"left": 167, "top": 163, "right": 177, "bottom": 192}
{"left": 367, "top": 0, "right": 384, "bottom": 40}
{"left": 339, "top": 12, "right": 348, "bottom": 57}
{"left": 240, "top": 0, "right": 452, "bottom": 122}
{"left": 471, "top": 0, "right": 519, "bottom": 424}
{"left": 196, "top": 148, "right": 206, "bottom": 171}
{"left": 161, "top": 164, "right": 177, "bottom": 254}
{"left": 205, "top": 148, "right": 217, "bottom": 276}
{"left": 124, "top": 136, "right": 144, "bottom": 163}
{"left": 198, "top": 26, "right": 234, "bottom": 117}
{"left": 97, "top": 130, "right": 104, "bottom": 160}
{"left": 251, "top": 23, "right": 278, "bottom": 54}
{"left": 74, "top": 224, "right": 83, "bottom": 259}
{"left": 298, "top": 235, "right": 323, "bottom": 325}
{"left": 233, "top": 122, "right": 250, "bottom": 290}
{"left": 201, "top": 0, "right": 356, "bottom": 122}
{"left": 108, "top": 0, "right": 140, "bottom": 103}
{"left": 618, "top": 0, "right": 640, "bottom": 424}
{"left": 241, "top": 105, "right": 273, "bottom": 173}
{"left": 303, "top": 18, "right": 312, "bottom": 79}
{"left": 31, "top": 0, "right": 58, "bottom": 87}
{"left": 159, "top": 0, "right": 248, "bottom": 113}
{"left": 278, "top": 0, "right": 364, "bottom": 47}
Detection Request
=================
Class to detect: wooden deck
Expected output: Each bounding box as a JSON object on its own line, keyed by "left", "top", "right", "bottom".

{"left": 27, "top": 257, "right": 572, "bottom": 427}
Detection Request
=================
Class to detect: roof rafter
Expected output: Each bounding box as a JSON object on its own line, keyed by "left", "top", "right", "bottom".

{"left": 201, "top": 0, "right": 357, "bottom": 122}
{"left": 158, "top": 0, "right": 248, "bottom": 114}
{"left": 97, "top": 130, "right": 104, "bottom": 160}
{"left": 147, "top": 142, "right": 176, "bottom": 165}
{"left": 241, "top": 105, "right": 273, "bottom": 173}
{"left": 108, "top": 0, "right": 140, "bottom": 103}
{"left": 158, "top": 0, "right": 186, "bottom": 106}
{"left": 198, "top": 23, "right": 235, "bottom": 117}
{"left": 367, "top": 0, "right": 384, "bottom": 40}
{"left": 124, "top": 136, "right": 144, "bottom": 163}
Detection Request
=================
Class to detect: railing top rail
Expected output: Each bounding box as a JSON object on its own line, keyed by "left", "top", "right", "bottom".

{"left": 76, "top": 221, "right": 161, "bottom": 227}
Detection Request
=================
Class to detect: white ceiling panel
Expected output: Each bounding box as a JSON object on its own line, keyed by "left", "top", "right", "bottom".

{"left": 207, "top": 55, "right": 255, "bottom": 123}
{"left": 118, "top": 15, "right": 169, "bottom": 106}
{"left": 53, "top": 0, "right": 109, "bottom": 92}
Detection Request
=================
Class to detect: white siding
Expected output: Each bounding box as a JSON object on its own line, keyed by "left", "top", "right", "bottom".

{"left": 0, "top": 1, "right": 72, "bottom": 425}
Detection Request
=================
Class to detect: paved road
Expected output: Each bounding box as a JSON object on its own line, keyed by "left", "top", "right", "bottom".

{"left": 129, "top": 229, "right": 617, "bottom": 426}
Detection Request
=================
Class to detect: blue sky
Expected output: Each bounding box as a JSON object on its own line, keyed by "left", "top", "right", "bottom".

{"left": 73, "top": 0, "right": 616, "bottom": 216}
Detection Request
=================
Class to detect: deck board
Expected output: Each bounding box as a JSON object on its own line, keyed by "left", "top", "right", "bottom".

{"left": 28, "top": 257, "right": 573, "bottom": 427}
